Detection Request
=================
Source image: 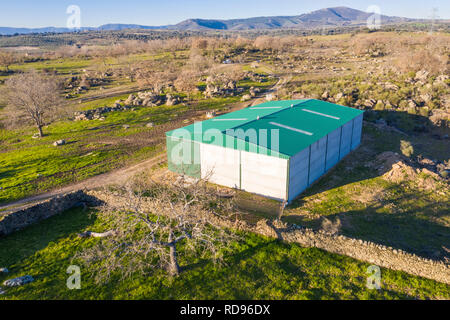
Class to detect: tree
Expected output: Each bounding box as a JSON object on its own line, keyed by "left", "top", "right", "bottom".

{"left": 174, "top": 70, "right": 200, "bottom": 99}
{"left": 136, "top": 61, "right": 178, "bottom": 93}
{"left": 76, "top": 175, "right": 237, "bottom": 283}
{"left": 0, "top": 52, "right": 16, "bottom": 72}
{"left": 3, "top": 71, "right": 63, "bottom": 137}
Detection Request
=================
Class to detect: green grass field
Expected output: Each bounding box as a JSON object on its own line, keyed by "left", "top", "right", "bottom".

{"left": 0, "top": 207, "right": 448, "bottom": 300}
{"left": 0, "top": 94, "right": 247, "bottom": 204}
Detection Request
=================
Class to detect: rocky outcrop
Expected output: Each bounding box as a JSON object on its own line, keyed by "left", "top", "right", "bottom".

{"left": 74, "top": 104, "right": 134, "bottom": 121}
{"left": 3, "top": 275, "right": 34, "bottom": 288}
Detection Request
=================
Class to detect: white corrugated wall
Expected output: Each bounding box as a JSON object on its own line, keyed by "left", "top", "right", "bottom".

{"left": 241, "top": 151, "right": 288, "bottom": 201}
{"left": 200, "top": 143, "right": 240, "bottom": 189}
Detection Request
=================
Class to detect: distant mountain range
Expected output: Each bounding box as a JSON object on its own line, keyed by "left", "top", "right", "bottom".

{"left": 0, "top": 7, "right": 423, "bottom": 35}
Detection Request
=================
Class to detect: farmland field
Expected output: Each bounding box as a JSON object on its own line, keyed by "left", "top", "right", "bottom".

{"left": 0, "top": 25, "right": 449, "bottom": 301}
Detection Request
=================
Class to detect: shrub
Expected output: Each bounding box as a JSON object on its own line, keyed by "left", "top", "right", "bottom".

{"left": 400, "top": 140, "right": 414, "bottom": 158}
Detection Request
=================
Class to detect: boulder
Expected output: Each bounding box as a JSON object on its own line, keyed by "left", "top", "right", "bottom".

{"left": 3, "top": 275, "right": 34, "bottom": 288}
{"left": 166, "top": 94, "right": 180, "bottom": 106}
{"left": 363, "top": 99, "right": 376, "bottom": 108}
{"left": 241, "top": 94, "right": 252, "bottom": 102}
{"left": 335, "top": 92, "right": 344, "bottom": 100}
{"left": 53, "top": 140, "right": 66, "bottom": 147}
{"left": 420, "top": 93, "right": 432, "bottom": 103}
{"left": 206, "top": 111, "right": 216, "bottom": 119}
{"left": 429, "top": 109, "right": 450, "bottom": 127}
{"left": 125, "top": 94, "right": 136, "bottom": 105}
{"left": 384, "top": 82, "right": 399, "bottom": 91}
{"left": 146, "top": 122, "right": 154, "bottom": 128}
{"left": 415, "top": 70, "right": 429, "bottom": 82}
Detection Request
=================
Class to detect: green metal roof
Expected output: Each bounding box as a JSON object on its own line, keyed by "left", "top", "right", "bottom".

{"left": 166, "top": 99, "right": 364, "bottom": 159}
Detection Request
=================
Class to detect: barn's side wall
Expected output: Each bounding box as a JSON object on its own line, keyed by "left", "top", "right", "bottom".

{"left": 288, "top": 116, "right": 363, "bottom": 202}
{"left": 241, "top": 151, "right": 288, "bottom": 201}
{"left": 200, "top": 143, "right": 240, "bottom": 189}
{"left": 288, "top": 148, "right": 310, "bottom": 202}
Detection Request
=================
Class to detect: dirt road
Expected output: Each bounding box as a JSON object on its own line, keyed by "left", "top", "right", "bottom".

{"left": 0, "top": 154, "right": 166, "bottom": 212}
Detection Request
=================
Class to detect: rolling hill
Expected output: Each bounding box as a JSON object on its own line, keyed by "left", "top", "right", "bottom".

{"left": 0, "top": 7, "right": 419, "bottom": 35}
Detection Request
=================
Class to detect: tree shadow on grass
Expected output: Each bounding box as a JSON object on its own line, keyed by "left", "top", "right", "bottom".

{"left": 287, "top": 182, "right": 450, "bottom": 261}
{"left": 0, "top": 207, "right": 96, "bottom": 268}
{"left": 327, "top": 197, "right": 450, "bottom": 261}
{"left": 181, "top": 240, "right": 279, "bottom": 274}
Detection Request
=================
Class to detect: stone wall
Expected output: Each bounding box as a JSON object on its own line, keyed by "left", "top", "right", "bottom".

{"left": 0, "top": 191, "right": 98, "bottom": 237}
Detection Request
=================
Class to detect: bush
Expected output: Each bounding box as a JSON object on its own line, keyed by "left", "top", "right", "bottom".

{"left": 400, "top": 140, "right": 414, "bottom": 158}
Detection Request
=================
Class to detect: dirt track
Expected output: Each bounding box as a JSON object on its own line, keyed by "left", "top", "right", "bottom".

{"left": 0, "top": 154, "right": 166, "bottom": 212}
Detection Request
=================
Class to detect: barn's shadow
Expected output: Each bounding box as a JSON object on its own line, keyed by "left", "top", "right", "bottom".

{"left": 284, "top": 110, "right": 449, "bottom": 260}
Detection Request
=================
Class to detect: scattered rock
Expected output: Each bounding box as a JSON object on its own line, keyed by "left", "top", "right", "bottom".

{"left": 414, "top": 70, "right": 429, "bottom": 82}
{"left": 53, "top": 140, "right": 66, "bottom": 147}
{"left": 241, "top": 94, "right": 252, "bottom": 102}
{"left": 434, "top": 74, "right": 449, "bottom": 86}
{"left": 384, "top": 82, "right": 399, "bottom": 91}
{"left": 122, "top": 125, "right": 130, "bottom": 130}
{"left": 3, "top": 275, "right": 34, "bottom": 288}
{"left": 74, "top": 104, "right": 135, "bottom": 121}
{"left": 146, "top": 122, "right": 154, "bottom": 128}
{"left": 166, "top": 94, "right": 181, "bottom": 106}
{"left": 206, "top": 111, "right": 216, "bottom": 119}
{"left": 363, "top": 99, "right": 376, "bottom": 108}
{"left": 429, "top": 109, "right": 450, "bottom": 127}
{"left": 335, "top": 92, "right": 344, "bottom": 100}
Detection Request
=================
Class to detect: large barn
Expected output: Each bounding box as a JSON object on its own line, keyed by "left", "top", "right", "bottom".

{"left": 166, "top": 99, "right": 364, "bottom": 202}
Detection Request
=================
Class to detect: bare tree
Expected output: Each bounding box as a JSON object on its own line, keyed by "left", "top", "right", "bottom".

{"left": 136, "top": 61, "right": 178, "bottom": 93}
{"left": 174, "top": 70, "right": 200, "bottom": 99}
{"left": 2, "top": 71, "right": 63, "bottom": 137}
{"left": 0, "top": 52, "right": 17, "bottom": 72}
{"left": 76, "top": 175, "right": 237, "bottom": 283}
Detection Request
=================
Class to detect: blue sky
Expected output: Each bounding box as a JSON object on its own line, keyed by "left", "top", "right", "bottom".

{"left": 1, "top": 0, "right": 448, "bottom": 28}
